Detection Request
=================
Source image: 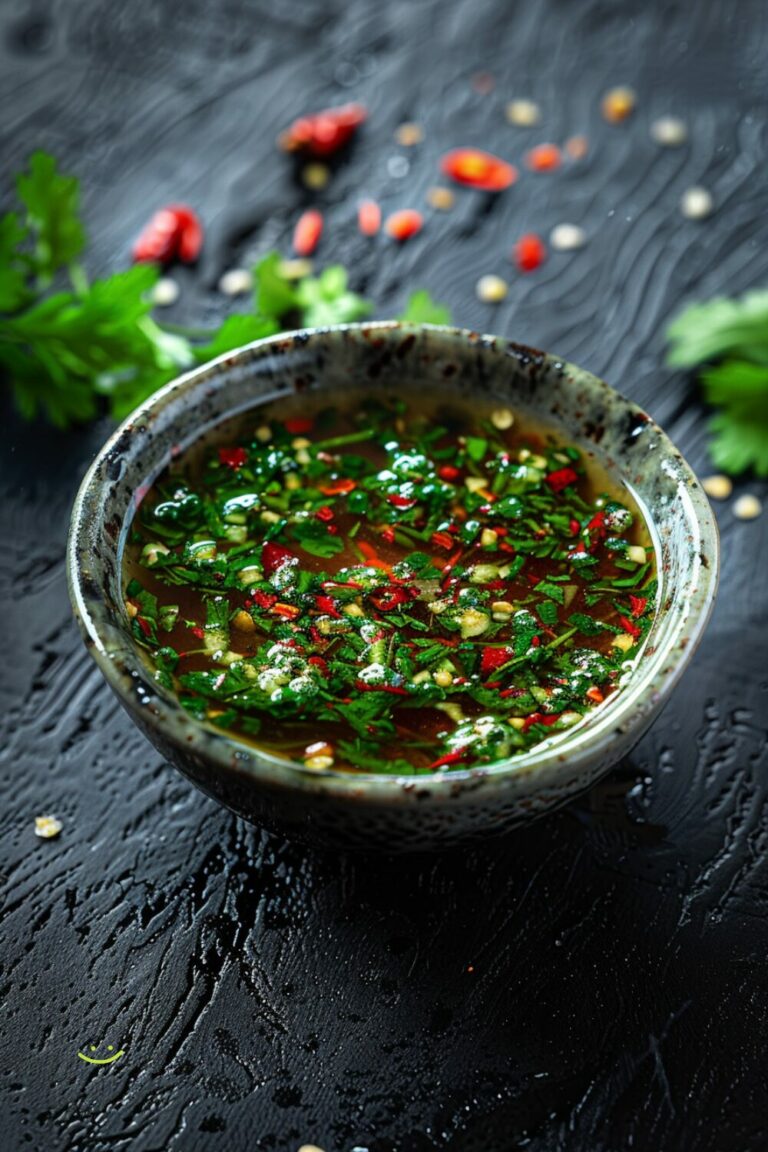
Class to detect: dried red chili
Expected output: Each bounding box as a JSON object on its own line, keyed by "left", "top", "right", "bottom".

{"left": 545, "top": 467, "right": 578, "bottom": 493}
{"left": 293, "top": 209, "right": 323, "bottom": 256}
{"left": 385, "top": 209, "right": 423, "bottom": 241}
{"left": 525, "top": 143, "right": 562, "bottom": 172}
{"left": 440, "top": 148, "right": 517, "bottom": 191}
{"left": 218, "top": 447, "right": 248, "bottom": 470}
{"left": 132, "top": 205, "right": 203, "bottom": 265}
{"left": 358, "top": 199, "right": 381, "bottom": 236}
{"left": 278, "top": 103, "right": 367, "bottom": 157}
{"left": 513, "top": 233, "right": 547, "bottom": 272}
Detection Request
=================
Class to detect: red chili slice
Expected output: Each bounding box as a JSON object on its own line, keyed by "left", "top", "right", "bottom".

{"left": 522, "top": 712, "right": 560, "bottom": 733}
{"left": 385, "top": 209, "right": 423, "bottom": 242}
{"left": 525, "top": 143, "right": 562, "bottom": 172}
{"left": 438, "top": 465, "right": 460, "bottom": 481}
{"left": 319, "top": 478, "right": 357, "bottom": 496}
{"left": 315, "top": 595, "right": 342, "bottom": 618}
{"left": 429, "top": 748, "right": 469, "bottom": 769}
{"left": 586, "top": 686, "right": 605, "bottom": 704}
{"left": 440, "top": 148, "right": 517, "bottom": 191}
{"left": 431, "top": 531, "right": 455, "bottom": 551}
{"left": 132, "top": 204, "right": 203, "bottom": 265}
{"left": 278, "top": 103, "right": 367, "bottom": 157}
{"left": 218, "top": 446, "right": 248, "bottom": 470}
{"left": 619, "top": 615, "right": 642, "bottom": 639}
{"left": 354, "top": 682, "right": 410, "bottom": 695}
{"left": 545, "top": 466, "right": 578, "bottom": 493}
{"left": 261, "top": 541, "right": 296, "bottom": 575}
{"left": 293, "top": 209, "right": 323, "bottom": 256}
{"left": 629, "top": 594, "right": 648, "bottom": 618}
{"left": 386, "top": 493, "right": 418, "bottom": 509}
{"left": 358, "top": 199, "right": 381, "bottom": 236}
{"left": 253, "top": 590, "right": 277, "bottom": 609}
{"left": 285, "top": 417, "right": 314, "bottom": 434}
{"left": 480, "top": 647, "right": 512, "bottom": 676}
{"left": 380, "top": 527, "right": 396, "bottom": 544}
{"left": 315, "top": 506, "right": 334, "bottom": 522}
{"left": 513, "top": 233, "right": 546, "bottom": 272}
{"left": 369, "top": 585, "right": 412, "bottom": 612}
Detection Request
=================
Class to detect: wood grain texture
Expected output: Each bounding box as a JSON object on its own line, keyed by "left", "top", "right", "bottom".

{"left": 1, "top": 1, "right": 767, "bottom": 1149}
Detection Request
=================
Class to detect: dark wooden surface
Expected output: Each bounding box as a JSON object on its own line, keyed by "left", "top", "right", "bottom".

{"left": 2, "top": 2, "right": 768, "bottom": 1149}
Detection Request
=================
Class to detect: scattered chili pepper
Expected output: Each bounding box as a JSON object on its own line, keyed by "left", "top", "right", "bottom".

{"left": 132, "top": 205, "right": 203, "bottom": 265}
{"left": 431, "top": 530, "right": 455, "bottom": 551}
{"left": 440, "top": 148, "right": 517, "bottom": 191}
{"left": 273, "top": 603, "right": 300, "bottom": 619}
{"left": 285, "top": 417, "right": 314, "bottom": 434}
{"left": 370, "top": 586, "right": 412, "bottom": 612}
{"left": 253, "top": 590, "right": 277, "bottom": 609}
{"left": 315, "top": 595, "right": 342, "bottom": 618}
{"left": 293, "top": 209, "right": 323, "bottom": 257}
{"left": 545, "top": 467, "right": 579, "bottom": 493}
{"left": 218, "top": 447, "right": 248, "bottom": 470}
{"left": 357, "top": 539, "right": 392, "bottom": 571}
{"left": 385, "top": 209, "right": 423, "bottom": 241}
{"left": 619, "top": 615, "right": 642, "bottom": 639}
{"left": 586, "top": 686, "right": 605, "bottom": 704}
{"left": 438, "top": 465, "right": 461, "bottom": 481}
{"left": 315, "top": 506, "right": 334, "bottom": 522}
{"left": 513, "top": 233, "right": 547, "bottom": 272}
{"left": 525, "top": 143, "right": 562, "bottom": 172}
{"left": 278, "top": 102, "right": 367, "bottom": 156}
{"left": 522, "top": 712, "right": 560, "bottom": 733}
{"left": 387, "top": 493, "right": 418, "bottom": 509}
{"left": 429, "top": 749, "right": 469, "bottom": 769}
{"left": 354, "top": 682, "right": 410, "bottom": 695}
{"left": 319, "top": 478, "right": 357, "bottom": 495}
{"left": 358, "top": 199, "right": 382, "bottom": 235}
{"left": 480, "top": 647, "right": 513, "bottom": 676}
{"left": 629, "top": 594, "right": 648, "bottom": 618}
{"left": 191, "top": 625, "right": 205, "bottom": 640}
{"left": 380, "top": 526, "right": 396, "bottom": 544}
{"left": 262, "top": 541, "right": 296, "bottom": 575}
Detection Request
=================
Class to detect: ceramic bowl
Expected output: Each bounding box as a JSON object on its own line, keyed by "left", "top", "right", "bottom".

{"left": 68, "top": 323, "right": 718, "bottom": 851}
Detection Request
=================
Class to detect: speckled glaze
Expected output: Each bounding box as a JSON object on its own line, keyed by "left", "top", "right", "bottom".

{"left": 68, "top": 324, "right": 718, "bottom": 851}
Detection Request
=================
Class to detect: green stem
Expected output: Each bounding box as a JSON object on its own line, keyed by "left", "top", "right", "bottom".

{"left": 312, "top": 429, "right": 378, "bottom": 450}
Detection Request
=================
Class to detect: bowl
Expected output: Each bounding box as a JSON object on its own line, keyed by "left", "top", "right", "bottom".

{"left": 68, "top": 323, "right": 718, "bottom": 852}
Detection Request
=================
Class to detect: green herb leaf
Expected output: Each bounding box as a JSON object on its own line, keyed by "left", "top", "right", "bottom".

{"left": 397, "top": 289, "right": 452, "bottom": 326}
{"left": 16, "top": 151, "right": 85, "bottom": 281}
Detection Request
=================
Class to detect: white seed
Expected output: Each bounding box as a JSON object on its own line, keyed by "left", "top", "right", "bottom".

{"left": 702, "top": 474, "right": 733, "bottom": 501}
{"left": 298, "top": 1146, "right": 326, "bottom": 1152}
{"left": 151, "top": 277, "right": 180, "bottom": 307}
{"left": 681, "top": 186, "right": 714, "bottom": 220}
{"left": 733, "top": 494, "right": 762, "bottom": 521}
{"left": 491, "top": 600, "right": 514, "bottom": 616}
{"left": 260, "top": 510, "right": 280, "bottom": 524}
{"left": 611, "top": 633, "right": 635, "bottom": 652}
{"left": 125, "top": 600, "right": 138, "bottom": 618}
{"left": 343, "top": 603, "right": 364, "bottom": 617}
{"left": 301, "top": 163, "right": 330, "bottom": 189}
{"left": 550, "top": 223, "right": 587, "bottom": 251}
{"left": 395, "top": 122, "right": 424, "bottom": 146}
{"left": 255, "top": 424, "right": 272, "bottom": 443}
{"left": 490, "top": 407, "right": 514, "bottom": 430}
{"left": 279, "top": 258, "right": 314, "bottom": 279}
{"left": 304, "top": 755, "right": 334, "bottom": 771}
{"left": 465, "top": 476, "right": 487, "bottom": 493}
{"left": 480, "top": 528, "right": 499, "bottom": 548}
{"left": 476, "top": 275, "right": 508, "bottom": 303}
{"left": 627, "top": 544, "right": 647, "bottom": 565}
{"left": 433, "top": 669, "right": 454, "bottom": 688}
{"left": 34, "top": 814, "right": 62, "bottom": 839}
{"left": 506, "top": 99, "right": 541, "bottom": 127}
{"left": 650, "top": 116, "right": 687, "bottom": 146}
{"left": 218, "top": 268, "right": 253, "bottom": 296}
{"left": 426, "top": 186, "right": 455, "bottom": 211}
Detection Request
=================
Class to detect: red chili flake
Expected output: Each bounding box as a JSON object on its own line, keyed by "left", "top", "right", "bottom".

{"left": 586, "top": 686, "right": 605, "bottom": 704}
{"left": 431, "top": 531, "right": 455, "bottom": 551}
{"left": 136, "top": 617, "right": 152, "bottom": 638}
{"left": 358, "top": 199, "right": 381, "bottom": 236}
{"left": 480, "top": 647, "right": 512, "bottom": 676}
{"left": 370, "top": 586, "right": 411, "bottom": 612}
{"left": 438, "top": 465, "right": 461, "bottom": 481}
{"left": 386, "top": 493, "right": 418, "bottom": 509}
{"left": 293, "top": 209, "right": 323, "bottom": 256}
{"left": 429, "top": 748, "right": 469, "bottom": 769}
{"left": 285, "top": 416, "right": 314, "bottom": 434}
{"left": 319, "top": 478, "right": 357, "bottom": 496}
{"left": 586, "top": 510, "right": 607, "bottom": 551}
{"left": 569, "top": 518, "right": 581, "bottom": 536}
{"left": 499, "top": 687, "right": 525, "bottom": 699}
{"left": 619, "top": 615, "right": 642, "bottom": 640}
{"left": 525, "top": 143, "right": 562, "bottom": 172}
{"left": 191, "top": 625, "right": 205, "bottom": 640}
{"left": 531, "top": 635, "right": 541, "bottom": 647}
{"left": 253, "top": 590, "right": 277, "bottom": 609}
{"left": 566, "top": 135, "right": 589, "bottom": 160}
{"left": 380, "top": 526, "right": 396, "bottom": 544}
{"left": 273, "top": 603, "right": 300, "bottom": 619}
{"left": 513, "top": 233, "right": 547, "bottom": 272}
{"left": 357, "top": 540, "right": 392, "bottom": 572}
{"left": 385, "top": 209, "right": 423, "bottom": 242}
{"left": 132, "top": 204, "right": 203, "bottom": 265}
{"left": 315, "top": 595, "right": 341, "bottom": 618}
{"left": 218, "top": 446, "right": 248, "bottom": 470}
{"left": 522, "top": 711, "right": 560, "bottom": 733}
{"left": 315, "top": 505, "right": 335, "bottom": 522}
{"left": 261, "top": 541, "right": 296, "bottom": 576}
{"left": 440, "top": 148, "right": 517, "bottom": 192}
{"left": 499, "top": 541, "right": 516, "bottom": 553}
{"left": 278, "top": 103, "right": 367, "bottom": 157}
{"left": 545, "top": 466, "right": 579, "bottom": 493}
{"left": 308, "top": 655, "right": 329, "bottom": 675}
{"left": 629, "top": 594, "right": 648, "bottom": 618}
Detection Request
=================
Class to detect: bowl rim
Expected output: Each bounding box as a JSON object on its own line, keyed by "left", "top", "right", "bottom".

{"left": 68, "top": 321, "right": 719, "bottom": 801}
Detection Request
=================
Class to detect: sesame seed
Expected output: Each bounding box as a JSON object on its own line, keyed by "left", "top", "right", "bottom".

{"left": 681, "top": 186, "right": 714, "bottom": 219}
{"left": 255, "top": 424, "right": 272, "bottom": 443}
{"left": 395, "top": 122, "right": 423, "bottom": 146}
{"left": 733, "top": 494, "right": 762, "bottom": 521}
{"left": 433, "top": 669, "right": 454, "bottom": 688}
{"left": 301, "top": 163, "right": 330, "bottom": 189}
{"left": 151, "top": 277, "right": 180, "bottom": 307}
{"left": 490, "top": 407, "right": 514, "bottom": 429}
{"left": 476, "top": 274, "right": 508, "bottom": 303}
{"left": 426, "top": 186, "right": 455, "bottom": 211}
{"left": 550, "top": 223, "right": 587, "bottom": 251}
{"left": 565, "top": 135, "right": 589, "bottom": 160}
{"left": 650, "top": 116, "right": 687, "bottom": 146}
{"left": 35, "top": 814, "right": 62, "bottom": 839}
{"left": 601, "top": 86, "right": 636, "bottom": 123}
{"left": 505, "top": 99, "right": 541, "bottom": 126}
{"left": 218, "top": 268, "right": 253, "bottom": 296}
{"left": 304, "top": 755, "right": 334, "bottom": 771}
{"left": 701, "top": 474, "right": 732, "bottom": 501}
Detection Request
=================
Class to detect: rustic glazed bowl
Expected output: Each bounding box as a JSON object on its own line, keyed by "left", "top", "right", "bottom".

{"left": 68, "top": 323, "right": 718, "bottom": 851}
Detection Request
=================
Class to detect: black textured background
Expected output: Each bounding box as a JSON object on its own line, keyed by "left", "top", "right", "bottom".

{"left": 2, "top": 2, "right": 768, "bottom": 1150}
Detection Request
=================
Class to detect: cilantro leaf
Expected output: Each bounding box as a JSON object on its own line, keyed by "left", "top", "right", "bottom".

{"left": 193, "top": 314, "right": 279, "bottom": 363}
{"left": 666, "top": 291, "right": 768, "bottom": 368}
{"left": 289, "top": 518, "right": 345, "bottom": 558}
{"left": 0, "top": 213, "right": 30, "bottom": 311}
{"left": 297, "top": 266, "right": 372, "bottom": 327}
{"left": 397, "top": 289, "right": 452, "bottom": 325}
{"left": 16, "top": 151, "right": 85, "bottom": 281}
{"left": 253, "top": 251, "right": 301, "bottom": 321}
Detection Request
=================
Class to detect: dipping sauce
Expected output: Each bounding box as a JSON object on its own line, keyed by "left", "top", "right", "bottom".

{"left": 123, "top": 396, "right": 656, "bottom": 773}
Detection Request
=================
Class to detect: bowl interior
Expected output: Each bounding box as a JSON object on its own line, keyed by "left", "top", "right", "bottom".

{"left": 68, "top": 323, "right": 718, "bottom": 796}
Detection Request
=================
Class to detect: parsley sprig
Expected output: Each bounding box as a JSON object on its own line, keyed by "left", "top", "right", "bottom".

{"left": 0, "top": 151, "right": 450, "bottom": 427}
{"left": 666, "top": 289, "right": 768, "bottom": 476}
